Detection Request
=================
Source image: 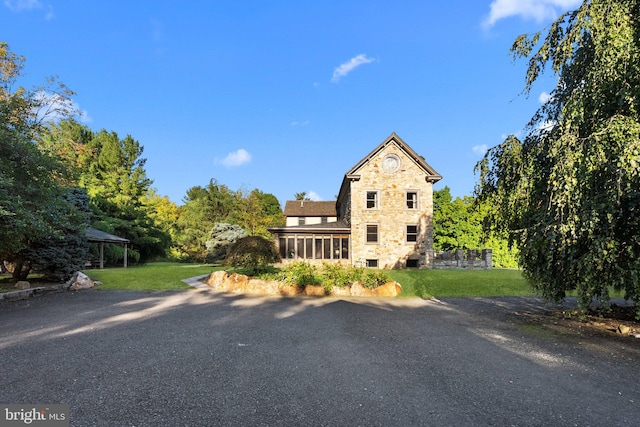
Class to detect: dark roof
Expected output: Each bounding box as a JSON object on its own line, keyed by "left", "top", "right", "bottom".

{"left": 268, "top": 219, "right": 350, "bottom": 234}
{"left": 283, "top": 200, "right": 337, "bottom": 217}
{"left": 87, "top": 228, "right": 130, "bottom": 244}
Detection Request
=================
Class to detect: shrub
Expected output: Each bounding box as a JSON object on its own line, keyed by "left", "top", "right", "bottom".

{"left": 225, "top": 236, "right": 280, "bottom": 274}
{"left": 276, "top": 262, "right": 320, "bottom": 288}
{"left": 360, "top": 269, "right": 392, "bottom": 289}
{"left": 321, "top": 263, "right": 352, "bottom": 291}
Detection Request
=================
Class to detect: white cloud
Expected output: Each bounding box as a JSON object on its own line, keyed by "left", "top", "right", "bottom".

{"left": 483, "top": 0, "right": 581, "bottom": 28}
{"left": 4, "top": 0, "right": 41, "bottom": 11}
{"left": 4, "top": 0, "right": 53, "bottom": 19}
{"left": 472, "top": 144, "right": 488, "bottom": 156}
{"left": 538, "top": 91, "right": 552, "bottom": 104}
{"left": 218, "top": 149, "right": 251, "bottom": 167}
{"left": 290, "top": 120, "right": 310, "bottom": 127}
{"left": 331, "top": 54, "right": 375, "bottom": 83}
{"left": 537, "top": 119, "right": 556, "bottom": 132}
{"left": 33, "top": 90, "right": 91, "bottom": 124}
{"left": 307, "top": 191, "right": 322, "bottom": 201}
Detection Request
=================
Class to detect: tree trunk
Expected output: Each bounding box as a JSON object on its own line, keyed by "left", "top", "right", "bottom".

{"left": 11, "top": 259, "right": 31, "bottom": 281}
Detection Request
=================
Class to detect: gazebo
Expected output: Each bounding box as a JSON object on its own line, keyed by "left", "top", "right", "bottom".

{"left": 86, "top": 228, "right": 130, "bottom": 269}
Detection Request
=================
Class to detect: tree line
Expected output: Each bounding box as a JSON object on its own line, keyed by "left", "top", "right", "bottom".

{"left": 0, "top": 42, "right": 283, "bottom": 280}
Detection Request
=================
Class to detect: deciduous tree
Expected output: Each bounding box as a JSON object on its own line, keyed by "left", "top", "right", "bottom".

{"left": 476, "top": 0, "right": 640, "bottom": 309}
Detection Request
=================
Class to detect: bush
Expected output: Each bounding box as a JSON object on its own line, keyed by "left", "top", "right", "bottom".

{"left": 276, "top": 262, "right": 320, "bottom": 287}
{"left": 225, "top": 236, "right": 280, "bottom": 274}
{"left": 265, "top": 262, "right": 391, "bottom": 291}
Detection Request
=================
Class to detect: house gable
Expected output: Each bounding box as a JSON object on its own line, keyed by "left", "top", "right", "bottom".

{"left": 337, "top": 133, "right": 441, "bottom": 209}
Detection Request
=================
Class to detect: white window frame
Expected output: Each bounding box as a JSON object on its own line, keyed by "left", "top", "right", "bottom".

{"left": 365, "top": 223, "right": 379, "bottom": 244}
{"left": 406, "top": 191, "right": 419, "bottom": 210}
{"left": 406, "top": 224, "right": 419, "bottom": 243}
{"left": 365, "top": 191, "right": 379, "bottom": 210}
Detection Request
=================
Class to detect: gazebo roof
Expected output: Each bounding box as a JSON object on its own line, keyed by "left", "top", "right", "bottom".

{"left": 86, "top": 228, "right": 130, "bottom": 244}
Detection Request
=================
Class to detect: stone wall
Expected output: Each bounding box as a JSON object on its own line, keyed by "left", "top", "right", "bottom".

{"left": 432, "top": 249, "right": 492, "bottom": 269}
{"left": 348, "top": 144, "right": 435, "bottom": 269}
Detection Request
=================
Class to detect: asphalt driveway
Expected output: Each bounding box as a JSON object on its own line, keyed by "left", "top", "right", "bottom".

{"left": 1, "top": 289, "right": 638, "bottom": 426}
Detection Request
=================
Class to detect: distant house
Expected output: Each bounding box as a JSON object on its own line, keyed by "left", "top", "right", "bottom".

{"left": 269, "top": 133, "right": 442, "bottom": 268}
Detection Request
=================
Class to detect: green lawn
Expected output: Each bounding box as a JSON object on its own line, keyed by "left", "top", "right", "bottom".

{"left": 81, "top": 262, "right": 529, "bottom": 298}
{"left": 83, "top": 262, "right": 222, "bottom": 291}
{"left": 387, "top": 268, "right": 530, "bottom": 298}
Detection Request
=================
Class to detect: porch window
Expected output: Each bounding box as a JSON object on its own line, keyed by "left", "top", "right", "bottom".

{"left": 305, "top": 238, "right": 313, "bottom": 259}
{"left": 279, "top": 238, "right": 286, "bottom": 258}
{"left": 341, "top": 237, "right": 349, "bottom": 259}
{"left": 323, "top": 237, "right": 331, "bottom": 259}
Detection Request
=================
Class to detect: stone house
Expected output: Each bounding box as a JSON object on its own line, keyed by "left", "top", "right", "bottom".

{"left": 269, "top": 133, "right": 442, "bottom": 268}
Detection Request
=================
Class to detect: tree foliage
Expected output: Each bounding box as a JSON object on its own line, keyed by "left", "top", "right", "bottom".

{"left": 225, "top": 236, "right": 280, "bottom": 274}
{"left": 476, "top": 1, "right": 640, "bottom": 309}
{"left": 433, "top": 187, "right": 518, "bottom": 268}
{"left": 0, "top": 42, "right": 89, "bottom": 280}
{"left": 175, "top": 181, "right": 283, "bottom": 261}
{"left": 37, "top": 119, "right": 173, "bottom": 265}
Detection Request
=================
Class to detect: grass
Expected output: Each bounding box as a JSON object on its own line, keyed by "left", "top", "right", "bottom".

{"left": 3, "top": 263, "right": 530, "bottom": 298}
{"left": 386, "top": 268, "right": 530, "bottom": 298}
{"left": 82, "top": 262, "right": 223, "bottom": 291}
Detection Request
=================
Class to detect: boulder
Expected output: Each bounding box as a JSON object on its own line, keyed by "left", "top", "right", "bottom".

{"left": 66, "top": 271, "right": 102, "bottom": 291}
{"left": 329, "top": 286, "right": 351, "bottom": 297}
{"left": 373, "top": 281, "right": 402, "bottom": 297}
{"left": 350, "top": 281, "right": 374, "bottom": 297}
{"left": 304, "top": 285, "right": 326, "bottom": 296}
{"left": 279, "top": 284, "right": 302, "bottom": 296}
{"left": 206, "top": 270, "right": 229, "bottom": 289}
{"left": 617, "top": 325, "right": 631, "bottom": 335}
{"left": 15, "top": 281, "right": 30, "bottom": 290}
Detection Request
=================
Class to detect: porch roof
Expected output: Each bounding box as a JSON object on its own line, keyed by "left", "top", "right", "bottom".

{"left": 268, "top": 219, "right": 350, "bottom": 234}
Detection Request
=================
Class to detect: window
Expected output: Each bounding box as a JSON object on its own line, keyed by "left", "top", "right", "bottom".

{"left": 298, "top": 217, "right": 305, "bottom": 225}
{"left": 305, "top": 238, "right": 313, "bottom": 259}
{"left": 341, "top": 237, "right": 349, "bottom": 259}
{"left": 323, "top": 237, "right": 331, "bottom": 259}
{"left": 366, "top": 224, "right": 379, "bottom": 243}
{"left": 366, "top": 191, "right": 378, "bottom": 209}
{"left": 321, "top": 216, "right": 328, "bottom": 224}
{"left": 366, "top": 259, "right": 378, "bottom": 268}
{"left": 406, "top": 191, "right": 418, "bottom": 209}
{"left": 406, "top": 225, "right": 418, "bottom": 243}
{"left": 406, "top": 259, "right": 419, "bottom": 268}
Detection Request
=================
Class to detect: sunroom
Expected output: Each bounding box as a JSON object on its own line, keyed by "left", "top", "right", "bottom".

{"left": 268, "top": 220, "right": 351, "bottom": 264}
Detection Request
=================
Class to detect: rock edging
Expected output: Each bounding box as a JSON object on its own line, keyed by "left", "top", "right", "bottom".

{"left": 204, "top": 270, "right": 402, "bottom": 297}
{"left": 0, "top": 271, "right": 102, "bottom": 302}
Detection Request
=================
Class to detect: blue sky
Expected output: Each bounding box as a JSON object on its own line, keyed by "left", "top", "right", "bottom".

{"left": 2, "top": 0, "right": 581, "bottom": 205}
